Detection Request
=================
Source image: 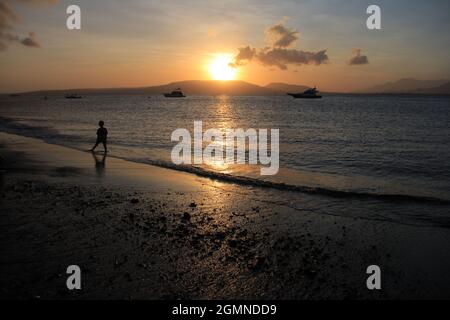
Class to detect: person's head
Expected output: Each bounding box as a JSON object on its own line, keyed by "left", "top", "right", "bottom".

{"left": 98, "top": 121, "right": 104, "bottom": 127}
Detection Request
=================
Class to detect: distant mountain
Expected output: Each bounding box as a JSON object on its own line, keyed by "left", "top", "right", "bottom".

{"left": 360, "top": 78, "right": 449, "bottom": 94}
{"left": 9, "top": 78, "right": 450, "bottom": 96}
{"left": 412, "top": 81, "right": 450, "bottom": 94}
{"left": 149, "top": 80, "right": 280, "bottom": 96}
{"left": 17, "top": 80, "right": 317, "bottom": 97}
{"left": 265, "top": 82, "right": 310, "bottom": 93}
{"left": 20, "top": 80, "right": 284, "bottom": 96}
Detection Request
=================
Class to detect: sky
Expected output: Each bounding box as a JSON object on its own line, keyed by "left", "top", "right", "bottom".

{"left": 0, "top": 0, "right": 449, "bottom": 93}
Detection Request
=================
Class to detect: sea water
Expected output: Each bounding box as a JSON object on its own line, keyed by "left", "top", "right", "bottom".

{"left": 1, "top": 94, "right": 449, "bottom": 227}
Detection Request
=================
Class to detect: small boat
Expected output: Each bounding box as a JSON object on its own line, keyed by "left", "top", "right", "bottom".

{"left": 287, "top": 87, "right": 322, "bottom": 99}
{"left": 65, "top": 93, "right": 82, "bottom": 99}
{"left": 164, "top": 88, "right": 186, "bottom": 98}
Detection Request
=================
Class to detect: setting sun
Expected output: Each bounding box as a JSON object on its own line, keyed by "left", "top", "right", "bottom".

{"left": 208, "top": 54, "right": 237, "bottom": 80}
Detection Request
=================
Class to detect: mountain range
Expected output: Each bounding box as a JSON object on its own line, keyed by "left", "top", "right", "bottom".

{"left": 11, "top": 78, "right": 450, "bottom": 96}
{"left": 22, "top": 80, "right": 283, "bottom": 96}
{"left": 359, "top": 78, "right": 450, "bottom": 94}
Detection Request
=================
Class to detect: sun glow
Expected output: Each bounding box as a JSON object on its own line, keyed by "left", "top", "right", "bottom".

{"left": 208, "top": 54, "right": 237, "bottom": 80}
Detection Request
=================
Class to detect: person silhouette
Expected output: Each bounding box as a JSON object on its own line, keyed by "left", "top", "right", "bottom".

{"left": 90, "top": 121, "right": 108, "bottom": 153}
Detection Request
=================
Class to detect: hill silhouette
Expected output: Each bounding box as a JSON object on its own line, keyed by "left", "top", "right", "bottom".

{"left": 12, "top": 79, "right": 449, "bottom": 96}
{"left": 264, "top": 82, "right": 310, "bottom": 93}
{"left": 412, "top": 81, "right": 450, "bottom": 94}
{"left": 15, "top": 80, "right": 319, "bottom": 96}
{"left": 360, "top": 78, "right": 449, "bottom": 94}
{"left": 20, "top": 80, "right": 287, "bottom": 96}
{"left": 157, "top": 80, "right": 278, "bottom": 96}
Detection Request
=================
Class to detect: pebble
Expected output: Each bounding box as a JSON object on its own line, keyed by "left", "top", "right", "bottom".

{"left": 183, "top": 212, "right": 191, "bottom": 220}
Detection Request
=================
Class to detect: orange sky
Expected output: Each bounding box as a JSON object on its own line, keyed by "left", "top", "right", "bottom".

{"left": 0, "top": 0, "right": 449, "bottom": 93}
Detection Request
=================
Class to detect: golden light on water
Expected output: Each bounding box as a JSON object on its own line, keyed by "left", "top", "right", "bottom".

{"left": 208, "top": 54, "right": 237, "bottom": 81}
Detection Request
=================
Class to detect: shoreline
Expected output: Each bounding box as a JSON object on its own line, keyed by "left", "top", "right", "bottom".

{"left": 1, "top": 132, "right": 450, "bottom": 299}
{"left": 0, "top": 116, "right": 447, "bottom": 205}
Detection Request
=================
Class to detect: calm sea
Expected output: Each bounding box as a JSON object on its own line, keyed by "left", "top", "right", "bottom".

{"left": 1, "top": 94, "right": 449, "bottom": 227}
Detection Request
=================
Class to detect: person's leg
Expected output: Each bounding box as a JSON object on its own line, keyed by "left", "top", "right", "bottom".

{"left": 102, "top": 140, "right": 107, "bottom": 153}
{"left": 90, "top": 140, "right": 99, "bottom": 151}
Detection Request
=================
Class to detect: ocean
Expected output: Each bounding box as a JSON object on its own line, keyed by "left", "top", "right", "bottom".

{"left": 1, "top": 94, "right": 449, "bottom": 227}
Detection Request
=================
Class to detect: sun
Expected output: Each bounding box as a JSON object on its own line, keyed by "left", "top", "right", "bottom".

{"left": 208, "top": 54, "right": 237, "bottom": 81}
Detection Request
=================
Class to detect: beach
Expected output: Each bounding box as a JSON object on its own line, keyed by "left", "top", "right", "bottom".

{"left": 1, "top": 132, "right": 450, "bottom": 299}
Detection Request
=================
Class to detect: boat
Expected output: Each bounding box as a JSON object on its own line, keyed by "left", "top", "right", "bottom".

{"left": 287, "top": 87, "right": 322, "bottom": 99}
{"left": 65, "top": 94, "right": 82, "bottom": 99}
{"left": 164, "top": 88, "right": 186, "bottom": 98}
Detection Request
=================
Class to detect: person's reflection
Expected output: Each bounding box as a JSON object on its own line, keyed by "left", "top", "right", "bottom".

{"left": 91, "top": 152, "right": 106, "bottom": 178}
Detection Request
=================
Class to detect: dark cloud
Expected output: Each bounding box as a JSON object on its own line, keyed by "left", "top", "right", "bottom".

{"left": 348, "top": 48, "right": 369, "bottom": 65}
{"left": 258, "top": 48, "right": 328, "bottom": 70}
{"left": 20, "top": 31, "right": 40, "bottom": 47}
{"left": 228, "top": 46, "right": 256, "bottom": 67}
{"left": 0, "top": 30, "right": 40, "bottom": 48}
{"left": 267, "top": 23, "right": 299, "bottom": 48}
{"left": 0, "top": 0, "right": 57, "bottom": 51}
{"left": 0, "top": 0, "right": 18, "bottom": 30}
{"left": 230, "top": 22, "right": 328, "bottom": 70}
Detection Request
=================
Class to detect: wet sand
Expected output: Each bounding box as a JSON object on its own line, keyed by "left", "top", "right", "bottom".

{"left": 1, "top": 132, "right": 449, "bottom": 299}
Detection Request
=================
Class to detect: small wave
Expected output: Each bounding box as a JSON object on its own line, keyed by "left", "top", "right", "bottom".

{"left": 1, "top": 116, "right": 449, "bottom": 205}
{"left": 127, "top": 159, "right": 450, "bottom": 205}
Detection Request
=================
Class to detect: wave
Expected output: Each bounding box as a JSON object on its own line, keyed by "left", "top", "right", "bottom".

{"left": 1, "top": 116, "right": 449, "bottom": 205}
{"left": 126, "top": 158, "right": 450, "bottom": 205}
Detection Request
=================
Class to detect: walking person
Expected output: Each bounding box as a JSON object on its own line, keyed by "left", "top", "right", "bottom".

{"left": 90, "top": 120, "right": 108, "bottom": 153}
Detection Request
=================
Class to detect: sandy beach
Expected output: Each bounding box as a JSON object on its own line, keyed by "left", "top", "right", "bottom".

{"left": 1, "top": 132, "right": 450, "bottom": 299}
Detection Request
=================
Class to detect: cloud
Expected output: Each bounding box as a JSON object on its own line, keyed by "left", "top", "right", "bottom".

{"left": 229, "top": 46, "right": 256, "bottom": 67}
{"left": 20, "top": 31, "right": 40, "bottom": 47}
{"left": 348, "top": 48, "right": 369, "bottom": 65}
{"left": 258, "top": 48, "right": 328, "bottom": 70}
{"left": 230, "top": 21, "right": 328, "bottom": 70}
{"left": 267, "top": 23, "right": 299, "bottom": 48}
{"left": 0, "top": 0, "right": 57, "bottom": 51}
{"left": 0, "top": 30, "right": 40, "bottom": 48}
{"left": 0, "top": 0, "right": 18, "bottom": 31}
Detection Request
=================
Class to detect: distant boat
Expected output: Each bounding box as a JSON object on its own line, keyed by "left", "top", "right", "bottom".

{"left": 164, "top": 88, "right": 186, "bottom": 98}
{"left": 65, "top": 94, "right": 82, "bottom": 99}
{"left": 287, "top": 87, "right": 322, "bottom": 99}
